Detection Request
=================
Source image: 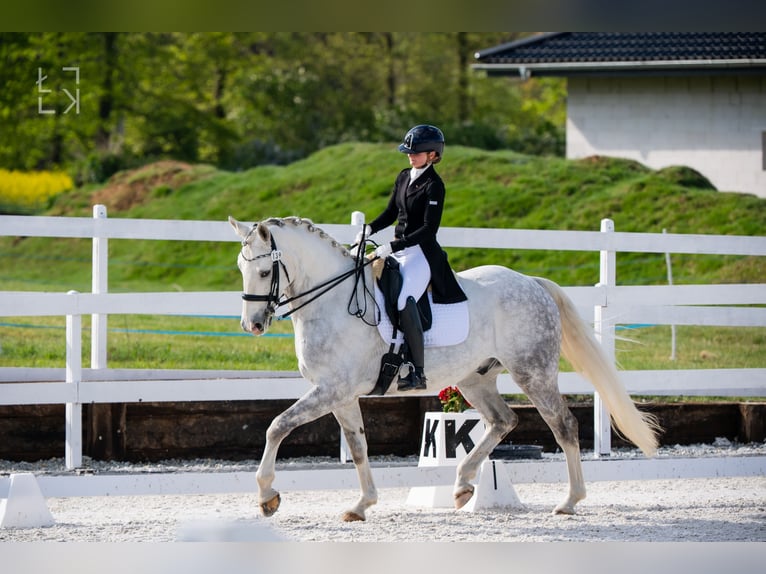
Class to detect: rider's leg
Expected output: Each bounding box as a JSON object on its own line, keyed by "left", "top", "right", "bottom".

{"left": 394, "top": 246, "right": 430, "bottom": 391}
{"left": 397, "top": 295, "right": 427, "bottom": 390}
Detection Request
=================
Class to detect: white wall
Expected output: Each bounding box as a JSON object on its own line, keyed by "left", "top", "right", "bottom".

{"left": 566, "top": 75, "right": 766, "bottom": 197}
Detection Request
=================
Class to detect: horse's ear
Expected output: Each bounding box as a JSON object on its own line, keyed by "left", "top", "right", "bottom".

{"left": 228, "top": 216, "right": 251, "bottom": 239}
{"left": 255, "top": 222, "right": 271, "bottom": 243}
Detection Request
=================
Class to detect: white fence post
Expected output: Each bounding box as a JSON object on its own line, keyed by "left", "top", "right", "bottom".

{"left": 91, "top": 204, "right": 108, "bottom": 369}
{"left": 338, "top": 211, "right": 367, "bottom": 463}
{"left": 594, "top": 219, "right": 615, "bottom": 457}
{"left": 663, "top": 229, "right": 677, "bottom": 361}
{"left": 65, "top": 291, "right": 83, "bottom": 469}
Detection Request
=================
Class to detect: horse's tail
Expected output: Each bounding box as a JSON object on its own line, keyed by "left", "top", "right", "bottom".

{"left": 534, "top": 277, "right": 661, "bottom": 457}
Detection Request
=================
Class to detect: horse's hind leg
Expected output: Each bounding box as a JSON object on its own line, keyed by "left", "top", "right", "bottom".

{"left": 519, "top": 374, "right": 586, "bottom": 515}
{"left": 333, "top": 401, "right": 378, "bottom": 522}
{"left": 451, "top": 371, "right": 519, "bottom": 509}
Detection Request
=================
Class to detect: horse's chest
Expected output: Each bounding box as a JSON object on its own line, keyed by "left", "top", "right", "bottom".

{"left": 293, "top": 320, "right": 338, "bottom": 372}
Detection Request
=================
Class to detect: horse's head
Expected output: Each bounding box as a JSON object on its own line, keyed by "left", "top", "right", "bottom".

{"left": 229, "top": 216, "right": 284, "bottom": 336}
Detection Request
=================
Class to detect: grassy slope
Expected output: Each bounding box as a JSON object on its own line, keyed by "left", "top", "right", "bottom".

{"left": 1, "top": 142, "right": 764, "bottom": 294}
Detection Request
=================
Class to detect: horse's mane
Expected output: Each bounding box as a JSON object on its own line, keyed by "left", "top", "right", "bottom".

{"left": 262, "top": 216, "right": 352, "bottom": 259}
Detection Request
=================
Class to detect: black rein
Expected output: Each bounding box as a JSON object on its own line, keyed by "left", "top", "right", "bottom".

{"left": 241, "top": 232, "right": 379, "bottom": 322}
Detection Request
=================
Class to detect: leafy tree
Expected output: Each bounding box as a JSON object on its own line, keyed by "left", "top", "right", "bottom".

{"left": 0, "top": 32, "right": 566, "bottom": 177}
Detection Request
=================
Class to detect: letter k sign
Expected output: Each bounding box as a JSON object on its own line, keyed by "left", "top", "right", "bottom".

{"left": 422, "top": 419, "right": 439, "bottom": 457}
{"left": 445, "top": 418, "right": 478, "bottom": 458}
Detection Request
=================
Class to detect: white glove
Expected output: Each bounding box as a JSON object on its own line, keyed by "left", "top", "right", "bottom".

{"left": 354, "top": 225, "right": 372, "bottom": 245}
{"left": 373, "top": 243, "right": 393, "bottom": 259}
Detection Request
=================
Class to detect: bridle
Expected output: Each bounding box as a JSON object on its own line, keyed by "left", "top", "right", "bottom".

{"left": 240, "top": 226, "right": 379, "bottom": 323}
{"left": 240, "top": 233, "right": 290, "bottom": 314}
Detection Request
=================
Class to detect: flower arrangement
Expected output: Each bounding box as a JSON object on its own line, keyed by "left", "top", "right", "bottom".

{"left": 438, "top": 386, "right": 471, "bottom": 413}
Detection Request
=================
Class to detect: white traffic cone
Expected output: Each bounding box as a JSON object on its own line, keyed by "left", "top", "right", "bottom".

{"left": 0, "top": 473, "right": 55, "bottom": 528}
{"left": 460, "top": 459, "right": 524, "bottom": 512}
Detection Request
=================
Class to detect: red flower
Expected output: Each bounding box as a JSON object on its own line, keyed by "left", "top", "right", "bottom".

{"left": 438, "top": 386, "right": 471, "bottom": 413}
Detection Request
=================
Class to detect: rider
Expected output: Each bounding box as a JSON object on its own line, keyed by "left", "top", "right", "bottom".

{"left": 357, "top": 124, "right": 467, "bottom": 391}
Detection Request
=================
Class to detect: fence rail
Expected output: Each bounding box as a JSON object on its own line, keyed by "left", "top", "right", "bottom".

{"left": 1, "top": 208, "right": 764, "bottom": 467}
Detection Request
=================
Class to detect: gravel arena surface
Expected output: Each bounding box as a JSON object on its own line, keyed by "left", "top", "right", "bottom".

{"left": 1, "top": 441, "right": 765, "bottom": 544}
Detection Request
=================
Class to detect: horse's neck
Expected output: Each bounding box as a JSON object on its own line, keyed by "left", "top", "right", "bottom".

{"left": 277, "top": 225, "right": 369, "bottom": 320}
{"left": 282, "top": 231, "right": 349, "bottom": 291}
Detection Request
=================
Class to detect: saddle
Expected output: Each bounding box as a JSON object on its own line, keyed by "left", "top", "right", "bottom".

{"left": 368, "top": 256, "right": 432, "bottom": 396}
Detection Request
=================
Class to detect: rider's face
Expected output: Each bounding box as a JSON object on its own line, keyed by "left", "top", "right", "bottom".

{"left": 407, "top": 152, "right": 431, "bottom": 169}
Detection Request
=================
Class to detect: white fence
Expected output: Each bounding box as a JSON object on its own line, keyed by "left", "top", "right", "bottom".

{"left": 1, "top": 208, "right": 765, "bottom": 468}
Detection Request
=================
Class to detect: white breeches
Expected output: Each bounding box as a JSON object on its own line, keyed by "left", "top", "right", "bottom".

{"left": 392, "top": 244, "right": 430, "bottom": 311}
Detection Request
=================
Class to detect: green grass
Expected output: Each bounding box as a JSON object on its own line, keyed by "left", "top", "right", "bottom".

{"left": 1, "top": 316, "right": 762, "bottom": 378}
{"left": 613, "top": 325, "right": 766, "bottom": 371}
{"left": 0, "top": 315, "right": 298, "bottom": 371}
{"left": 0, "top": 143, "right": 764, "bottom": 379}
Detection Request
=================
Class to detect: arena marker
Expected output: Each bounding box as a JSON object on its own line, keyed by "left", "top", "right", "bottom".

{"left": 0, "top": 473, "right": 55, "bottom": 529}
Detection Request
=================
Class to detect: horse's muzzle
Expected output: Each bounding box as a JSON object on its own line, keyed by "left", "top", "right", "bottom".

{"left": 241, "top": 313, "right": 272, "bottom": 336}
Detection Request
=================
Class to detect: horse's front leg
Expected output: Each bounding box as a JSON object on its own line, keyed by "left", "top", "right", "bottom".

{"left": 256, "top": 385, "right": 343, "bottom": 517}
{"left": 333, "top": 400, "right": 378, "bottom": 521}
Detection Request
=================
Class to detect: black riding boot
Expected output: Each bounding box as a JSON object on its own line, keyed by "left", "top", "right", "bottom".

{"left": 397, "top": 296, "right": 427, "bottom": 391}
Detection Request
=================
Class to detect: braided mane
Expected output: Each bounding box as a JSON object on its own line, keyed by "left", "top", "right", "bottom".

{"left": 262, "top": 216, "right": 351, "bottom": 258}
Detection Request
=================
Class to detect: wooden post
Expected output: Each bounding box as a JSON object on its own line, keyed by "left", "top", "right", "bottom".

{"left": 339, "top": 210, "right": 367, "bottom": 463}
{"left": 91, "top": 204, "right": 108, "bottom": 368}
{"left": 663, "top": 229, "right": 677, "bottom": 361}
{"left": 65, "top": 291, "right": 82, "bottom": 469}
{"left": 739, "top": 403, "right": 766, "bottom": 443}
{"left": 88, "top": 205, "right": 127, "bottom": 460}
{"left": 593, "top": 219, "right": 615, "bottom": 457}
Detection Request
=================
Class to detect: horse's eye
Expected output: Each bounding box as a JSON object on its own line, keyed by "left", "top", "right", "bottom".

{"left": 260, "top": 269, "right": 271, "bottom": 278}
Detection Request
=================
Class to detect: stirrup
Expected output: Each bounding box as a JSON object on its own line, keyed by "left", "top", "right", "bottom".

{"left": 397, "top": 367, "right": 427, "bottom": 391}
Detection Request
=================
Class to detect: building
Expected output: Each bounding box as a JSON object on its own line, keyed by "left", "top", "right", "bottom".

{"left": 474, "top": 32, "right": 766, "bottom": 197}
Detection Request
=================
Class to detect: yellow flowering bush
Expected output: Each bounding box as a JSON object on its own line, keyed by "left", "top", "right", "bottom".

{"left": 0, "top": 169, "right": 74, "bottom": 213}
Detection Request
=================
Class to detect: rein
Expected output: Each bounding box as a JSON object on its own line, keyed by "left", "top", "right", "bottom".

{"left": 241, "top": 227, "right": 379, "bottom": 322}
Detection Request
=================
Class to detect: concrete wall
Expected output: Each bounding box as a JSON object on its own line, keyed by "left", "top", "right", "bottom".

{"left": 566, "top": 75, "right": 766, "bottom": 197}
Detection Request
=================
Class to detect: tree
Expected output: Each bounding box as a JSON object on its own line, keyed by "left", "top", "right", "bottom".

{"left": 0, "top": 32, "right": 567, "bottom": 177}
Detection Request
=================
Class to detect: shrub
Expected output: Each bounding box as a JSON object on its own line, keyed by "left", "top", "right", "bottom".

{"left": 0, "top": 169, "right": 74, "bottom": 214}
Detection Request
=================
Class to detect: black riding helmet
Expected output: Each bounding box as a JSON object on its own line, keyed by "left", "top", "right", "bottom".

{"left": 398, "top": 124, "right": 444, "bottom": 164}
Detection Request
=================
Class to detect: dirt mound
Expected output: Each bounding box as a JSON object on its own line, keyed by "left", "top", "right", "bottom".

{"left": 91, "top": 160, "right": 215, "bottom": 212}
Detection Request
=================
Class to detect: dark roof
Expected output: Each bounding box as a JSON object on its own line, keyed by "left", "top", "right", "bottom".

{"left": 474, "top": 32, "right": 766, "bottom": 77}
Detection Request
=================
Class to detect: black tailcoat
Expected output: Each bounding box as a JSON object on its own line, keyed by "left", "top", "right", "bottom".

{"left": 369, "top": 165, "right": 467, "bottom": 304}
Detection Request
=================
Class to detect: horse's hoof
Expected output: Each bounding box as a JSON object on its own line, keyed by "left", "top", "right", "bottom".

{"left": 553, "top": 504, "right": 575, "bottom": 515}
{"left": 342, "top": 511, "right": 365, "bottom": 522}
{"left": 260, "top": 493, "right": 281, "bottom": 517}
{"left": 454, "top": 487, "right": 474, "bottom": 509}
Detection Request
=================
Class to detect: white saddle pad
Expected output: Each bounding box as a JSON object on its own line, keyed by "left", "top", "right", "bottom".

{"left": 374, "top": 284, "right": 469, "bottom": 348}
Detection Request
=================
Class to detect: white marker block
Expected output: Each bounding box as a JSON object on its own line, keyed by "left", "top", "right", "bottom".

{"left": 460, "top": 459, "right": 524, "bottom": 512}
{"left": 0, "top": 473, "right": 55, "bottom": 528}
{"left": 407, "top": 411, "right": 486, "bottom": 508}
